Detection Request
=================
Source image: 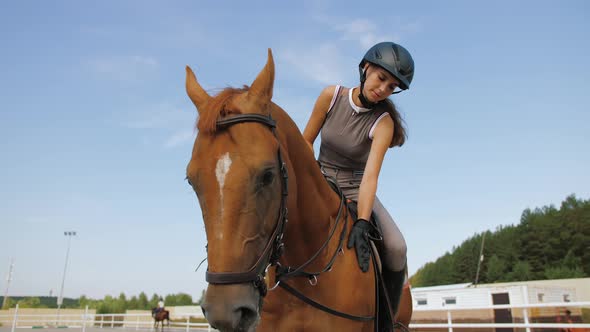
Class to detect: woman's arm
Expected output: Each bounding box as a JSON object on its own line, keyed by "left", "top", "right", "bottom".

{"left": 302, "top": 85, "right": 336, "bottom": 153}
{"left": 357, "top": 115, "right": 394, "bottom": 220}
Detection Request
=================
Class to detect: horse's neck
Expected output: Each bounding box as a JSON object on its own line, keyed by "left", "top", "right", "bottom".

{"left": 277, "top": 111, "right": 345, "bottom": 261}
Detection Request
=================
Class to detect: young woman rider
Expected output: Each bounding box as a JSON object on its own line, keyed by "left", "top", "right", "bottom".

{"left": 302, "top": 41, "right": 415, "bottom": 317}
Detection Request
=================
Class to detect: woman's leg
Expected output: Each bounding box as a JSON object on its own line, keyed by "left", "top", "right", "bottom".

{"left": 372, "top": 196, "right": 407, "bottom": 319}
{"left": 372, "top": 196, "right": 407, "bottom": 272}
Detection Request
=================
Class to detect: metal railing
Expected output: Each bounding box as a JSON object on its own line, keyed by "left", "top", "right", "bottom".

{"left": 411, "top": 300, "right": 590, "bottom": 331}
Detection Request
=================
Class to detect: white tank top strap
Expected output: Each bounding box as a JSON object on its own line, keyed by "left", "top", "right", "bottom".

{"left": 368, "top": 112, "right": 390, "bottom": 140}
{"left": 327, "top": 85, "right": 342, "bottom": 114}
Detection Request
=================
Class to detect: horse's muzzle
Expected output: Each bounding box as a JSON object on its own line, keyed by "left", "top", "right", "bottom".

{"left": 201, "top": 284, "right": 261, "bottom": 332}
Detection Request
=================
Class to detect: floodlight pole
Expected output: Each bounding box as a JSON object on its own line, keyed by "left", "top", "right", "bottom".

{"left": 474, "top": 232, "right": 486, "bottom": 286}
{"left": 2, "top": 258, "right": 14, "bottom": 309}
{"left": 57, "top": 231, "right": 76, "bottom": 325}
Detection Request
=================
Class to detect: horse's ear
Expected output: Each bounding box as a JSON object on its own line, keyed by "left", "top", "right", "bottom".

{"left": 185, "top": 65, "right": 211, "bottom": 114}
{"left": 248, "top": 49, "right": 274, "bottom": 107}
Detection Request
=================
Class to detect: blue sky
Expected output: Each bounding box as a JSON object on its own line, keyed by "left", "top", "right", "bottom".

{"left": 1, "top": 1, "right": 589, "bottom": 300}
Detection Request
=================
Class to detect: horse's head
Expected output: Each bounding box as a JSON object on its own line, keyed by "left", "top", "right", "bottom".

{"left": 186, "top": 50, "right": 286, "bottom": 332}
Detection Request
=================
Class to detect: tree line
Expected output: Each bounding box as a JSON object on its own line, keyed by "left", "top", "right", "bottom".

{"left": 1, "top": 291, "right": 204, "bottom": 314}
{"left": 410, "top": 194, "right": 589, "bottom": 287}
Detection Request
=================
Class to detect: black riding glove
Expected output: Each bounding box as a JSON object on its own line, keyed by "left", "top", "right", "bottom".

{"left": 347, "top": 218, "right": 380, "bottom": 272}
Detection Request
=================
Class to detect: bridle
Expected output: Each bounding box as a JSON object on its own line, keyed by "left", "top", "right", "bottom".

{"left": 205, "top": 114, "right": 289, "bottom": 297}
{"left": 204, "top": 113, "right": 374, "bottom": 322}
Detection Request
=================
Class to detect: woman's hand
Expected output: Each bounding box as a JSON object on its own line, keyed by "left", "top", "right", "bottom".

{"left": 347, "top": 218, "right": 381, "bottom": 272}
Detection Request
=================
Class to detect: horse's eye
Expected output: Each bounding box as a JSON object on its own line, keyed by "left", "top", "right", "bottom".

{"left": 185, "top": 176, "right": 193, "bottom": 187}
{"left": 261, "top": 170, "right": 275, "bottom": 187}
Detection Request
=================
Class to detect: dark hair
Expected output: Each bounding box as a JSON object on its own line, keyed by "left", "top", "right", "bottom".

{"left": 381, "top": 98, "right": 407, "bottom": 148}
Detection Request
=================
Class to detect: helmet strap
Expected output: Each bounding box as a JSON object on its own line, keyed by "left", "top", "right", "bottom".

{"left": 358, "top": 66, "right": 377, "bottom": 108}
{"left": 358, "top": 82, "right": 377, "bottom": 109}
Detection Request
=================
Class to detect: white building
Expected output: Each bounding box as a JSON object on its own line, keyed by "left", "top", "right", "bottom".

{"left": 411, "top": 278, "right": 584, "bottom": 310}
{"left": 409, "top": 277, "right": 589, "bottom": 327}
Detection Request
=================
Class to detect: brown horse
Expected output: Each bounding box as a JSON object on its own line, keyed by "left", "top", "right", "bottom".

{"left": 151, "top": 308, "right": 170, "bottom": 331}
{"left": 185, "top": 49, "right": 412, "bottom": 332}
{"left": 395, "top": 284, "right": 413, "bottom": 331}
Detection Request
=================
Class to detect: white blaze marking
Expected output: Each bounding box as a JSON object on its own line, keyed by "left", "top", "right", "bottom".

{"left": 215, "top": 153, "right": 232, "bottom": 239}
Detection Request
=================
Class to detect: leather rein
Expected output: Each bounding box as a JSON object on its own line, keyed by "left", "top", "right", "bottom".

{"left": 204, "top": 113, "right": 374, "bottom": 322}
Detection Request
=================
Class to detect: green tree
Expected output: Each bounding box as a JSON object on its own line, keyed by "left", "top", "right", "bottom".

{"left": 506, "top": 261, "right": 532, "bottom": 281}
{"left": 128, "top": 296, "right": 138, "bottom": 310}
{"left": 544, "top": 266, "right": 586, "bottom": 279}
{"left": 164, "top": 294, "right": 176, "bottom": 307}
{"left": 78, "top": 295, "right": 89, "bottom": 308}
{"left": 138, "top": 292, "right": 149, "bottom": 310}
{"left": 18, "top": 297, "right": 41, "bottom": 308}
{"left": 149, "top": 294, "right": 160, "bottom": 309}
{"left": 175, "top": 293, "right": 193, "bottom": 306}
{"left": 410, "top": 194, "right": 589, "bottom": 286}
{"left": 110, "top": 293, "right": 127, "bottom": 313}
{"left": 2, "top": 297, "right": 15, "bottom": 309}
{"left": 452, "top": 234, "right": 481, "bottom": 284}
{"left": 485, "top": 255, "right": 506, "bottom": 282}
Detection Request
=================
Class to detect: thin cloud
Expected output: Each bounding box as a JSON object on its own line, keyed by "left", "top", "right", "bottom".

{"left": 334, "top": 19, "right": 402, "bottom": 49}
{"left": 401, "top": 21, "right": 423, "bottom": 35}
{"left": 281, "top": 13, "right": 422, "bottom": 85}
{"left": 281, "top": 43, "right": 350, "bottom": 85}
{"left": 125, "top": 109, "right": 173, "bottom": 129}
{"left": 312, "top": 13, "right": 421, "bottom": 49}
{"left": 121, "top": 103, "right": 196, "bottom": 148}
{"left": 273, "top": 89, "right": 316, "bottom": 129}
{"left": 23, "top": 216, "right": 53, "bottom": 225}
{"left": 123, "top": 103, "right": 191, "bottom": 130}
{"left": 164, "top": 130, "right": 196, "bottom": 148}
{"left": 86, "top": 55, "right": 159, "bottom": 81}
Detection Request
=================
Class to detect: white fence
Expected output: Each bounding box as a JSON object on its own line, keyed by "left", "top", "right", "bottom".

{"left": 411, "top": 300, "right": 590, "bottom": 331}
{"left": 2, "top": 301, "right": 589, "bottom": 331}
{"left": 0, "top": 305, "right": 213, "bottom": 332}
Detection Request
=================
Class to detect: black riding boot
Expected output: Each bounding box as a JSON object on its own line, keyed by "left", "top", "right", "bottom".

{"left": 383, "top": 267, "right": 405, "bottom": 319}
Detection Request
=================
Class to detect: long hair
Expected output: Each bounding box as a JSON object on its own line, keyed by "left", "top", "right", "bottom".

{"left": 381, "top": 98, "right": 407, "bottom": 148}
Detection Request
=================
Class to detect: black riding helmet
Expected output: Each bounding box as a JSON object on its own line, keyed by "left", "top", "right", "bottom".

{"left": 359, "top": 42, "right": 415, "bottom": 91}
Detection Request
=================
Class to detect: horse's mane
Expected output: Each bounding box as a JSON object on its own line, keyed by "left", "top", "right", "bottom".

{"left": 197, "top": 86, "right": 249, "bottom": 134}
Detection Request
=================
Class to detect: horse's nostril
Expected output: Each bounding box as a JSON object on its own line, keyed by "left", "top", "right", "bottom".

{"left": 236, "top": 306, "right": 258, "bottom": 328}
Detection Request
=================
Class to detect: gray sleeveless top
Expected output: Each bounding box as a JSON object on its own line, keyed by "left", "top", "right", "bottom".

{"left": 318, "top": 86, "right": 390, "bottom": 171}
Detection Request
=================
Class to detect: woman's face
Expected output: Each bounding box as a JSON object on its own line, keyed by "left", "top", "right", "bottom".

{"left": 362, "top": 64, "right": 400, "bottom": 103}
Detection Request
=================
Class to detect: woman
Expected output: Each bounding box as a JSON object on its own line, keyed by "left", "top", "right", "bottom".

{"left": 302, "top": 41, "right": 414, "bottom": 317}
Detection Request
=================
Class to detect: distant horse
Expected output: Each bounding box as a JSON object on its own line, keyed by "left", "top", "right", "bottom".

{"left": 151, "top": 308, "right": 169, "bottom": 331}
{"left": 185, "top": 49, "right": 413, "bottom": 332}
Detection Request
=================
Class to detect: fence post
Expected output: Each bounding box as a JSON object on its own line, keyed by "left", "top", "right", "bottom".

{"left": 111, "top": 314, "right": 114, "bottom": 328}
{"left": 522, "top": 285, "right": 531, "bottom": 332}
{"left": 447, "top": 310, "right": 453, "bottom": 332}
{"left": 11, "top": 304, "right": 19, "bottom": 332}
{"left": 82, "top": 305, "right": 88, "bottom": 332}
{"left": 135, "top": 315, "right": 139, "bottom": 330}
{"left": 186, "top": 316, "right": 190, "bottom": 332}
